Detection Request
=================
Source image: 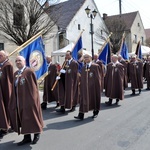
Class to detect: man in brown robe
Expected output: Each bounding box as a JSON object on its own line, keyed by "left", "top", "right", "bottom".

{"left": 74, "top": 54, "right": 101, "bottom": 120}
{"left": 56, "top": 51, "right": 79, "bottom": 113}
{"left": 93, "top": 54, "right": 105, "bottom": 92}
{"left": 9, "top": 56, "right": 43, "bottom": 146}
{"left": 0, "top": 50, "right": 13, "bottom": 138}
{"left": 144, "top": 56, "right": 150, "bottom": 90}
{"left": 105, "top": 55, "right": 124, "bottom": 106}
{"left": 41, "top": 56, "right": 59, "bottom": 109}
{"left": 128, "top": 55, "right": 143, "bottom": 95}
{"left": 118, "top": 55, "right": 128, "bottom": 89}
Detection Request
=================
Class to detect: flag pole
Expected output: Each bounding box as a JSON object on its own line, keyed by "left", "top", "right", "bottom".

{"left": 71, "top": 29, "right": 85, "bottom": 52}
{"left": 51, "top": 60, "right": 67, "bottom": 91}
{"left": 99, "top": 32, "right": 113, "bottom": 55}
{"left": 8, "top": 30, "right": 44, "bottom": 57}
{"left": 51, "top": 29, "right": 85, "bottom": 91}
{"left": 118, "top": 32, "right": 125, "bottom": 54}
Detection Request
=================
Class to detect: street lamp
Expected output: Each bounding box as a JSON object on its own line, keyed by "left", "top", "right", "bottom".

{"left": 85, "top": 6, "right": 97, "bottom": 59}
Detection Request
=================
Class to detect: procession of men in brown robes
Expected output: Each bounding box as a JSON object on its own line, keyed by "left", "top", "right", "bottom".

{"left": 1, "top": 47, "right": 150, "bottom": 147}
{"left": 0, "top": 51, "right": 13, "bottom": 138}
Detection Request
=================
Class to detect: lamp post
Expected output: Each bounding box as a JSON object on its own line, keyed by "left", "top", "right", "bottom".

{"left": 85, "top": 6, "right": 97, "bottom": 59}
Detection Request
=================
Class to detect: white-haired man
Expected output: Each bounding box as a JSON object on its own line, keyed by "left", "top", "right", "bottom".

{"left": 74, "top": 53, "right": 101, "bottom": 120}
{"left": 9, "top": 56, "right": 43, "bottom": 146}
{"left": 105, "top": 55, "right": 124, "bottom": 106}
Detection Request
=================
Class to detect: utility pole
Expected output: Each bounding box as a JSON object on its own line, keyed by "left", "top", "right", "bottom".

{"left": 119, "top": 0, "right": 122, "bottom": 16}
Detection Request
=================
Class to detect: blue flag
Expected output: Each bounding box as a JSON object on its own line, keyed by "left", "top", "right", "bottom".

{"left": 72, "top": 36, "right": 82, "bottom": 60}
{"left": 98, "top": 42, "right": 111, "bottom": 65}
{"left": 19, "top": 36, "right": 47, "bottom": 79}
{"left": 135, "top": 41, "right": 142, "bottom": 59}
{"left": 120, "top": 40, "right": 129, "bottom": 60}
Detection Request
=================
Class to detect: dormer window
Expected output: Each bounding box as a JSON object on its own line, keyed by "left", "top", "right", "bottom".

{"left": 138, "top": 23, "right": 140, "bottom": 27}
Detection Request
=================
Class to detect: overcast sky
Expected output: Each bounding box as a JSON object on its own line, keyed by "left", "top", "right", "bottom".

{"left": 94, "top": 0, "right": 150, "bottom": 29}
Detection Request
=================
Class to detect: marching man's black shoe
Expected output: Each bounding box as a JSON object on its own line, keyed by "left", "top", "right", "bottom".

{"left": 130, "top": 89, "right": 135, "bottom": 96}
{"left": 17, "top": 134, "right": 31, "bottom": 146}
{"left": 56, "top": 106, "right": 65, "bottom": 113}
{"left": 74, "top": 113, "right": 84, "bottom": 120}
{"left": 0, "top": 130, "right": 8, "bottom": 138}
{"left": 105, "top": 98, "right": 112, "bottom": 106}
{"left": 115, "top": 99, "right": 119, "bottom": 105}
{"left": 41, "top": 102, "right": 47, "bottom": 110}
{"left": 92, "top": 110, "right": 99, "bottom": 118}
{"left": 55, "top": 102, "right": 60, "bottom": 108}
{"left": 69, "top": 106, "right": 76, "bottom": 112}
{"left": 32, "top": 133, "right": 40, "bottom": 145}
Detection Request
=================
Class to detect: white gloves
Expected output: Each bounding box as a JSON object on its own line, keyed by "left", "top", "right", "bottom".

{"left": 60, "top": 69, "right": 66, "bottom": 74}
{"left": 56, "top": 76, "right": 61, "bottom": 80}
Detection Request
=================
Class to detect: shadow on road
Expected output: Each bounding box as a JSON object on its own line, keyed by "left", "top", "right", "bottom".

{"left": 41, "top": 107, "right": 70, "bottom": 121}
{"left": 100, "top": 102, "right": 121, "bottom": 111}
{"left": 0, "top": 140, "right": 32, "bottom": 150}
{"left": 44, "top": 117, "right": 94, "bottom": 131}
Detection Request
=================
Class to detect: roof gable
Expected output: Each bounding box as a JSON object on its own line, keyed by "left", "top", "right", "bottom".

{"left": 104, "top": 11, "right": 138, "bottom": 30}
{"left": 145, "top": 29, "right": 150, "bottom": 39}
{"left": 49, "top": 0, "right": 86, "bottom": 30}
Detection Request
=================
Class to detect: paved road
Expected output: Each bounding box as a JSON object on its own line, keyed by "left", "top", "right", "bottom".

{"left": 1, "top": 83, "right": 150, "bottom": 150}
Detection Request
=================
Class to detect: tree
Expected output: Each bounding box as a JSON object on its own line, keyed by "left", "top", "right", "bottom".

{"left": 0, "top": 0, "right": 59, "bottom": 46}
{"left": 95, "top": 18, "right": 126, "bottom": 54}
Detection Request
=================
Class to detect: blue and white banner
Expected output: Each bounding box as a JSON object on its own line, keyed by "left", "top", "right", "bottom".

{"left": 19, "top": 36, "right": 47, "bottom": 79}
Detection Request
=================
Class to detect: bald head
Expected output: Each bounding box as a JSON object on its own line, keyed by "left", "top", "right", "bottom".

{"left": 111, "top": 55, "right": 118, "bottom": 63}
{"left": 15, "top": 56, "right": 26, "bottom": 69}
{"left": 94, "top": 54, "right": 98, "bottom": 61}
{"left": 46, "top": 56, "right": 52, "bottom": 64}
{"left": 0, "top": 50, "right": 8, "bottom": 63}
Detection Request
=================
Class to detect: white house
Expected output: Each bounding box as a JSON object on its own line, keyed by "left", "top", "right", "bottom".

{"left": 48, "top": 0, "right": 108, "bottom": 62}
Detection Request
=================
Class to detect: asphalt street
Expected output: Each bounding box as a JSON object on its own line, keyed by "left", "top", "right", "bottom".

{"left": 0, "top": 82, "right": 150, "bottom": 150}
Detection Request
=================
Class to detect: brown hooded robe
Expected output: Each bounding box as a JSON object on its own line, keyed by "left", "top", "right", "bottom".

{"left": 0, "top": 60, "right": 13, "bottom": 130}
{"left": 79, "top": 63, "right": 101, "bottom": 113}
{"left": 9, "top": 67, "right": 43, "bottom": 134}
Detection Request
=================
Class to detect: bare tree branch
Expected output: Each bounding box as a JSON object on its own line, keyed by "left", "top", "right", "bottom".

{"left": 95, "top": 18, "right": 126, "bottom": 54}
{"left": 0, "top": 0, "right": 60, "bottom": 46}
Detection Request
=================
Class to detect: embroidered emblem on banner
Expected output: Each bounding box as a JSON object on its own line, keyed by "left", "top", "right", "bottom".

{"left": 29, "top": 50, "right": 43, "bottom": 71}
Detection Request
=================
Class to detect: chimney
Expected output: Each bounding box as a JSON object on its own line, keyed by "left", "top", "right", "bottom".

{"left": 103, "top": 13, "right": 108, "bottom": 20}
{"left": 44, "top": 0, "right": 49, "bottom": 8}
